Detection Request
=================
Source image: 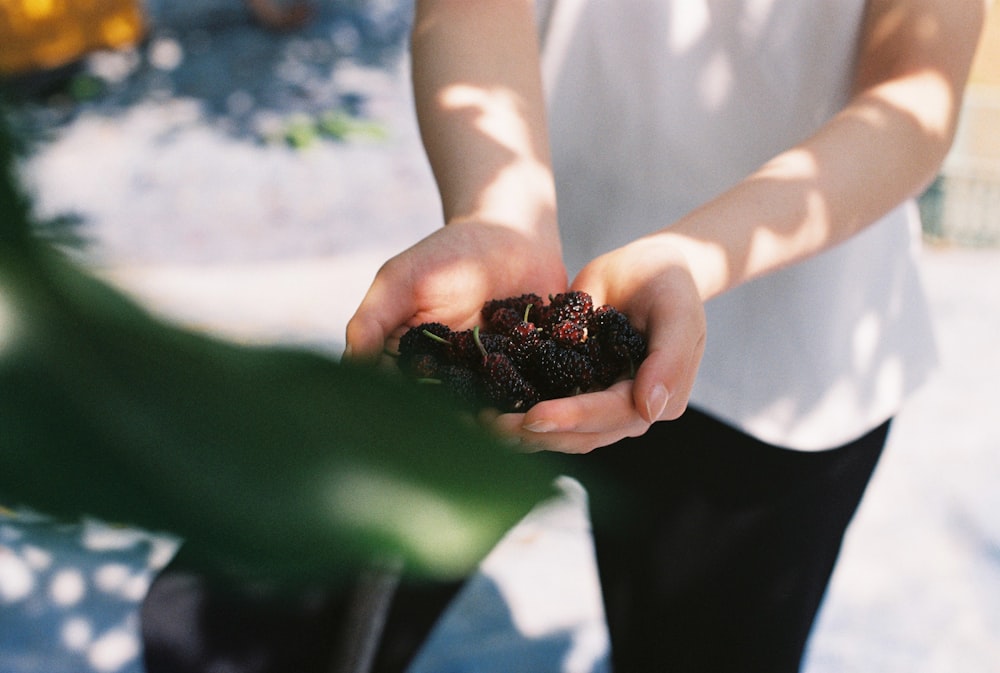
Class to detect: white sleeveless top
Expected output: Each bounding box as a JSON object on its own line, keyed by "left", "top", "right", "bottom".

{"left": 535, "top": 0, "right": 939, "bottom": 450}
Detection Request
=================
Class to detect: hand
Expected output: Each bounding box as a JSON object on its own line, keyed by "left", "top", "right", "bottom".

{"left": 345, "top": 220, "right": 567, "bottom": 360}
{"left": 489, "top": 237, "right": 706, "bottom": 453}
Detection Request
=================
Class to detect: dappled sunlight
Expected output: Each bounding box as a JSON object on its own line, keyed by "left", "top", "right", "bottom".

{"left": 49, "top": 566, "right": 87, "bottom": 606}
{"left": 440, "top": 84, "right": 535, "bottom": 159}
{"left": 8, "top": 2, "right": 440, "bottom": 269}
{"left": 0, "top": 510, "right": 180, "bottom": 673}
{"left": 848, "top": 74, "right": 957, "bottom": 159}
{"left": 741, "top": 148, "right": 832, "bottom": 276}
{"left": 666, "top": 1, "right": 709, "bottom": 53}
{"left": 683, "top": 61, "right": 962, "bottom": 295}
{"left": 860, "top": 3, "right": 945, "bottom": 70}
{"left": 86, "top": 625, "right": 142, "bottom": 673}
{"left": 326, "top": 467, "right": 503, "bottom": 577}
{"left": 0, "top": 284, "right": 21, "bottom": 355}
{"left": 851, "top": 312, "right": 882, "bottom": 374}
{"left": 697, "top": 50, "right": 733, "bottom": 112}
{"left": 407, "top": 477, "right": 610, "bottom": 673}
{"left": 5, "top": 0, "right": 414, "bottom": 143}
{"left": 0, "top": 542, "right": 35, "bottom": 602}
{"left": 854, "top": 0, "right": 978, "bottom": 159}
{"left": 425, "top": 79, "right": 556, "bottom": 232}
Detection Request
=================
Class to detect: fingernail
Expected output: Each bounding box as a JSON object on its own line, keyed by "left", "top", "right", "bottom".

{"left": 646, "top": 384, "right": 669, "bottom": 422}
{"left": 524, "top": 419, "right": 559, "bottom": 433}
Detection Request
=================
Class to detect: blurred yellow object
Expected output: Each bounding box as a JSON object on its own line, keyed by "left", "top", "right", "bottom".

{"left": 970, "top": 2, "right": 1000, "bottom": 87}
{"left": 0, "top": 0, "right": 145, "bottom": 76}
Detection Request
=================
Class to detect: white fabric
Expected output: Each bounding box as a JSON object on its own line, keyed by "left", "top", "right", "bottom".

{"left": 536, "top": 0, "right": 939, "bottom": 450}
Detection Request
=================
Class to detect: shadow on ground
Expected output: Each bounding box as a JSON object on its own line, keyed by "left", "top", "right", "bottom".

{"left": 6, "top": 0, "right": 414, "bottom": 144}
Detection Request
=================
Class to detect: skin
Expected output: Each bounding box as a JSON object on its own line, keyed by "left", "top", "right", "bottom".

{"left": 346, "top": 0, "right": 988, "bottom": 454}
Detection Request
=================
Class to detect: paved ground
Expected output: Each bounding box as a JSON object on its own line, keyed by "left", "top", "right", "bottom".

{"left": 2, "top": 2, "right": 999, "bottom": 671}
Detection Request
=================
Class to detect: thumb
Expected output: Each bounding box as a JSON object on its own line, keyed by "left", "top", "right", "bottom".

{"left": 344, "top": 271, "right": 415, "bottom": 361}
{"left": 631, "top": 307, "right": 705, "bottom": 424}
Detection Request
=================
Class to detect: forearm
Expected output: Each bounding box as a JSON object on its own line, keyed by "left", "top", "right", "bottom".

{"left": 410, "top": 0, "right": 558, "bottom": 240}
{"left": 643, "top": 0, "right": 987, "bottom": 302}
{"left": 656, "top": 82, "right": 960, "bottom": 301}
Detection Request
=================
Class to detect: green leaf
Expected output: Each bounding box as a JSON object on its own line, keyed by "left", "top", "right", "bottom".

{"left": 0, "top": 105, "right": 558, "bottom": 588}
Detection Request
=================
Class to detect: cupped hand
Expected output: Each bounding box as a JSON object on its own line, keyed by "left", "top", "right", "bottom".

{"left": 489, "top": 236, "right": 707, "bottom": 453}
{"left": 345, "top": 221, "right": 567, "bottom": 360}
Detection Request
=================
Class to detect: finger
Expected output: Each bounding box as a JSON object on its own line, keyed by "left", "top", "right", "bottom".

{"left": 478, "top": 382, "right": 653, "bottom": 453}
{"left": 344, "top": 259, "right": 416, "bottom": 361}
{"left": 632, "top": 335, "right": 703, "bottom": 423}
{"left": 518, "top": 382, "right": 641, "bottom": 434}
{"left": 492, "top": 412, "right": 649, "bottom": 454}
{"left": 631, "top": 290, "right": 706, "bottom": 423}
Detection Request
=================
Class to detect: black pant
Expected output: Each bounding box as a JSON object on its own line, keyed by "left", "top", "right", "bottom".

{"left": 570, "top": 409, "right": 889, "bottom": 673}
{"left": 142, "top": 409, "right": 888, "bottom": 673}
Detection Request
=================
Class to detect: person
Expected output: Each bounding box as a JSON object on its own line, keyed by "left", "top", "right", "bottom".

{"left": 345, "top": 1, "right": 988, "bottom": 671}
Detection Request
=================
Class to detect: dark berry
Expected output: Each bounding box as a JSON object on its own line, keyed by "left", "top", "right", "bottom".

{"left": 529, "top": 303, "right": 554, "bottom": 329}
{"left": 547, "top": 291, "right": 594, "bottom": 327}
{"left": 438, "top": 364, "right": 486, "bottom": 410}
{"left": 530, "top": 340, "right": 595, "bottom": 399}
{"left": 591, "top": 360, "right": 625, "bottom": 388}
{"left": 590, "top": 306, "right": 648, "bottom": 371}
{"left": 397, "top": 293, "right": 645, "bottom": 411}
{"left": 404, "top": 353, "right": 442, "bottom": 379}
{"left": 448, "top": 329, "right": 482, "bottom": 366}
{"left": 549, "top": 319, "right": 589, "bottom": 348}
{"left": 397, "top": 322, "right": 451, "bottom": 356}
{"left": 485, "top": 307, "right": 522, "bottom": 334}
{"left": 477, "top": 332, "right": 512, "bottom": 358}
{"left": 482, "top": 294, "right": 544, "bottom": 325}
{"left": 482, "top": 352, "right": 540, "bottom": 412}
{"left": 507, "top": 320, "right": 542, "bottom": 368}
{"left": 397, "top": 322, "right": 453, "bottom": 373}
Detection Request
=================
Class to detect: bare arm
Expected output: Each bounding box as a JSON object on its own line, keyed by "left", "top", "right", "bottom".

{"left": 410, "top": 0, "right": 558, "bottom": 239}
{"left": 346, "top": 0, "right": 565, "bottom": 357}
{"left": 610, "top": 0, "right": 988, "bottom": 303}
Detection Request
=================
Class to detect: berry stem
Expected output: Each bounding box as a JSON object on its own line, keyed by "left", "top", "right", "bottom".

{"left": 422, "top": 329, "right": 452, "bottom": 345}
{"left": 473, "top": 325, "right": 488, "bottom": 359}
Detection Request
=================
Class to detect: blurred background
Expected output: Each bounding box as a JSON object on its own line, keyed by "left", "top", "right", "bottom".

{"left": 1, "top": 1, "right": 998, "bottom": 672}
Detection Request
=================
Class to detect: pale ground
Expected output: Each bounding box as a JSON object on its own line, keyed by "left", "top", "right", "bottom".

{"left": 2, "top": 2, "right": 999, "bottom": 671}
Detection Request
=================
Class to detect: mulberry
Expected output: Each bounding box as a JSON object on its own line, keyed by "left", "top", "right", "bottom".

{"left": 590, "top": 305, "right": 647, "bottom": 372}
{"left": 438, "top": 364, "right": 485, "bottom": 410}
{"left": 397, "top": 322, "right": 452, "bottom": 371}
{"left": 530, "top": 340, "right": 594, "bottom": 399}
{"left": 507, "top": 320, "right": 542, "bottom": 369}
{"left": 483, "top": 294, "right": 544, "bottom": 324}
{"left": 481, "top": 352, "right": 540, "bottom": 412}
{"left": 485, "top": 307, "right": 523, "bottom": 334}
{"left": 547, "top": 291, "right": 594, "bottom": 327}
{"left": 549, "top": 319, "right": 588, "bottom": 349}
{"left": 404, "top": 352, "right": 441, "bottom": 379}
{"left": 395, "top": 291, "right": 646, "bottom": 414}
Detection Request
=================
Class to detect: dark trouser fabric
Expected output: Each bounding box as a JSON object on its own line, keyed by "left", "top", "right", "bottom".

{"left": 141, "top": 408, "right": 888, "bottom": 673}
{"left": 570, "top": 409, "right": 890, "bottom": 673}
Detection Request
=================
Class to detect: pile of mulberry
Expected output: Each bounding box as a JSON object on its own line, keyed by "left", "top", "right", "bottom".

{"left": 396, "top": 291, "right": 647, "bottom": 413}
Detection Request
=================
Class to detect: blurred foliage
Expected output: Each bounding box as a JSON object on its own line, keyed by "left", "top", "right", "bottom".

{"left": 0, "top": 104, "right": 558, "bottom": 587}
{"left": 274, "top": 107, "right": 388, "bottom": 148}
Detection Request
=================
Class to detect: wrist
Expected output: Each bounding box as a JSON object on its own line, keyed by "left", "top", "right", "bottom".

{"left": 444, "top": 158, "right": 559, "bottom": 239}
{"left": 624, "top": 231, "right": 728, "bottom": 303}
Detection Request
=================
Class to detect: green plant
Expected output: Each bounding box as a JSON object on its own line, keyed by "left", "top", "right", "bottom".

{"left": 0, "top": 105, "right": 557, "bottom": 587}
